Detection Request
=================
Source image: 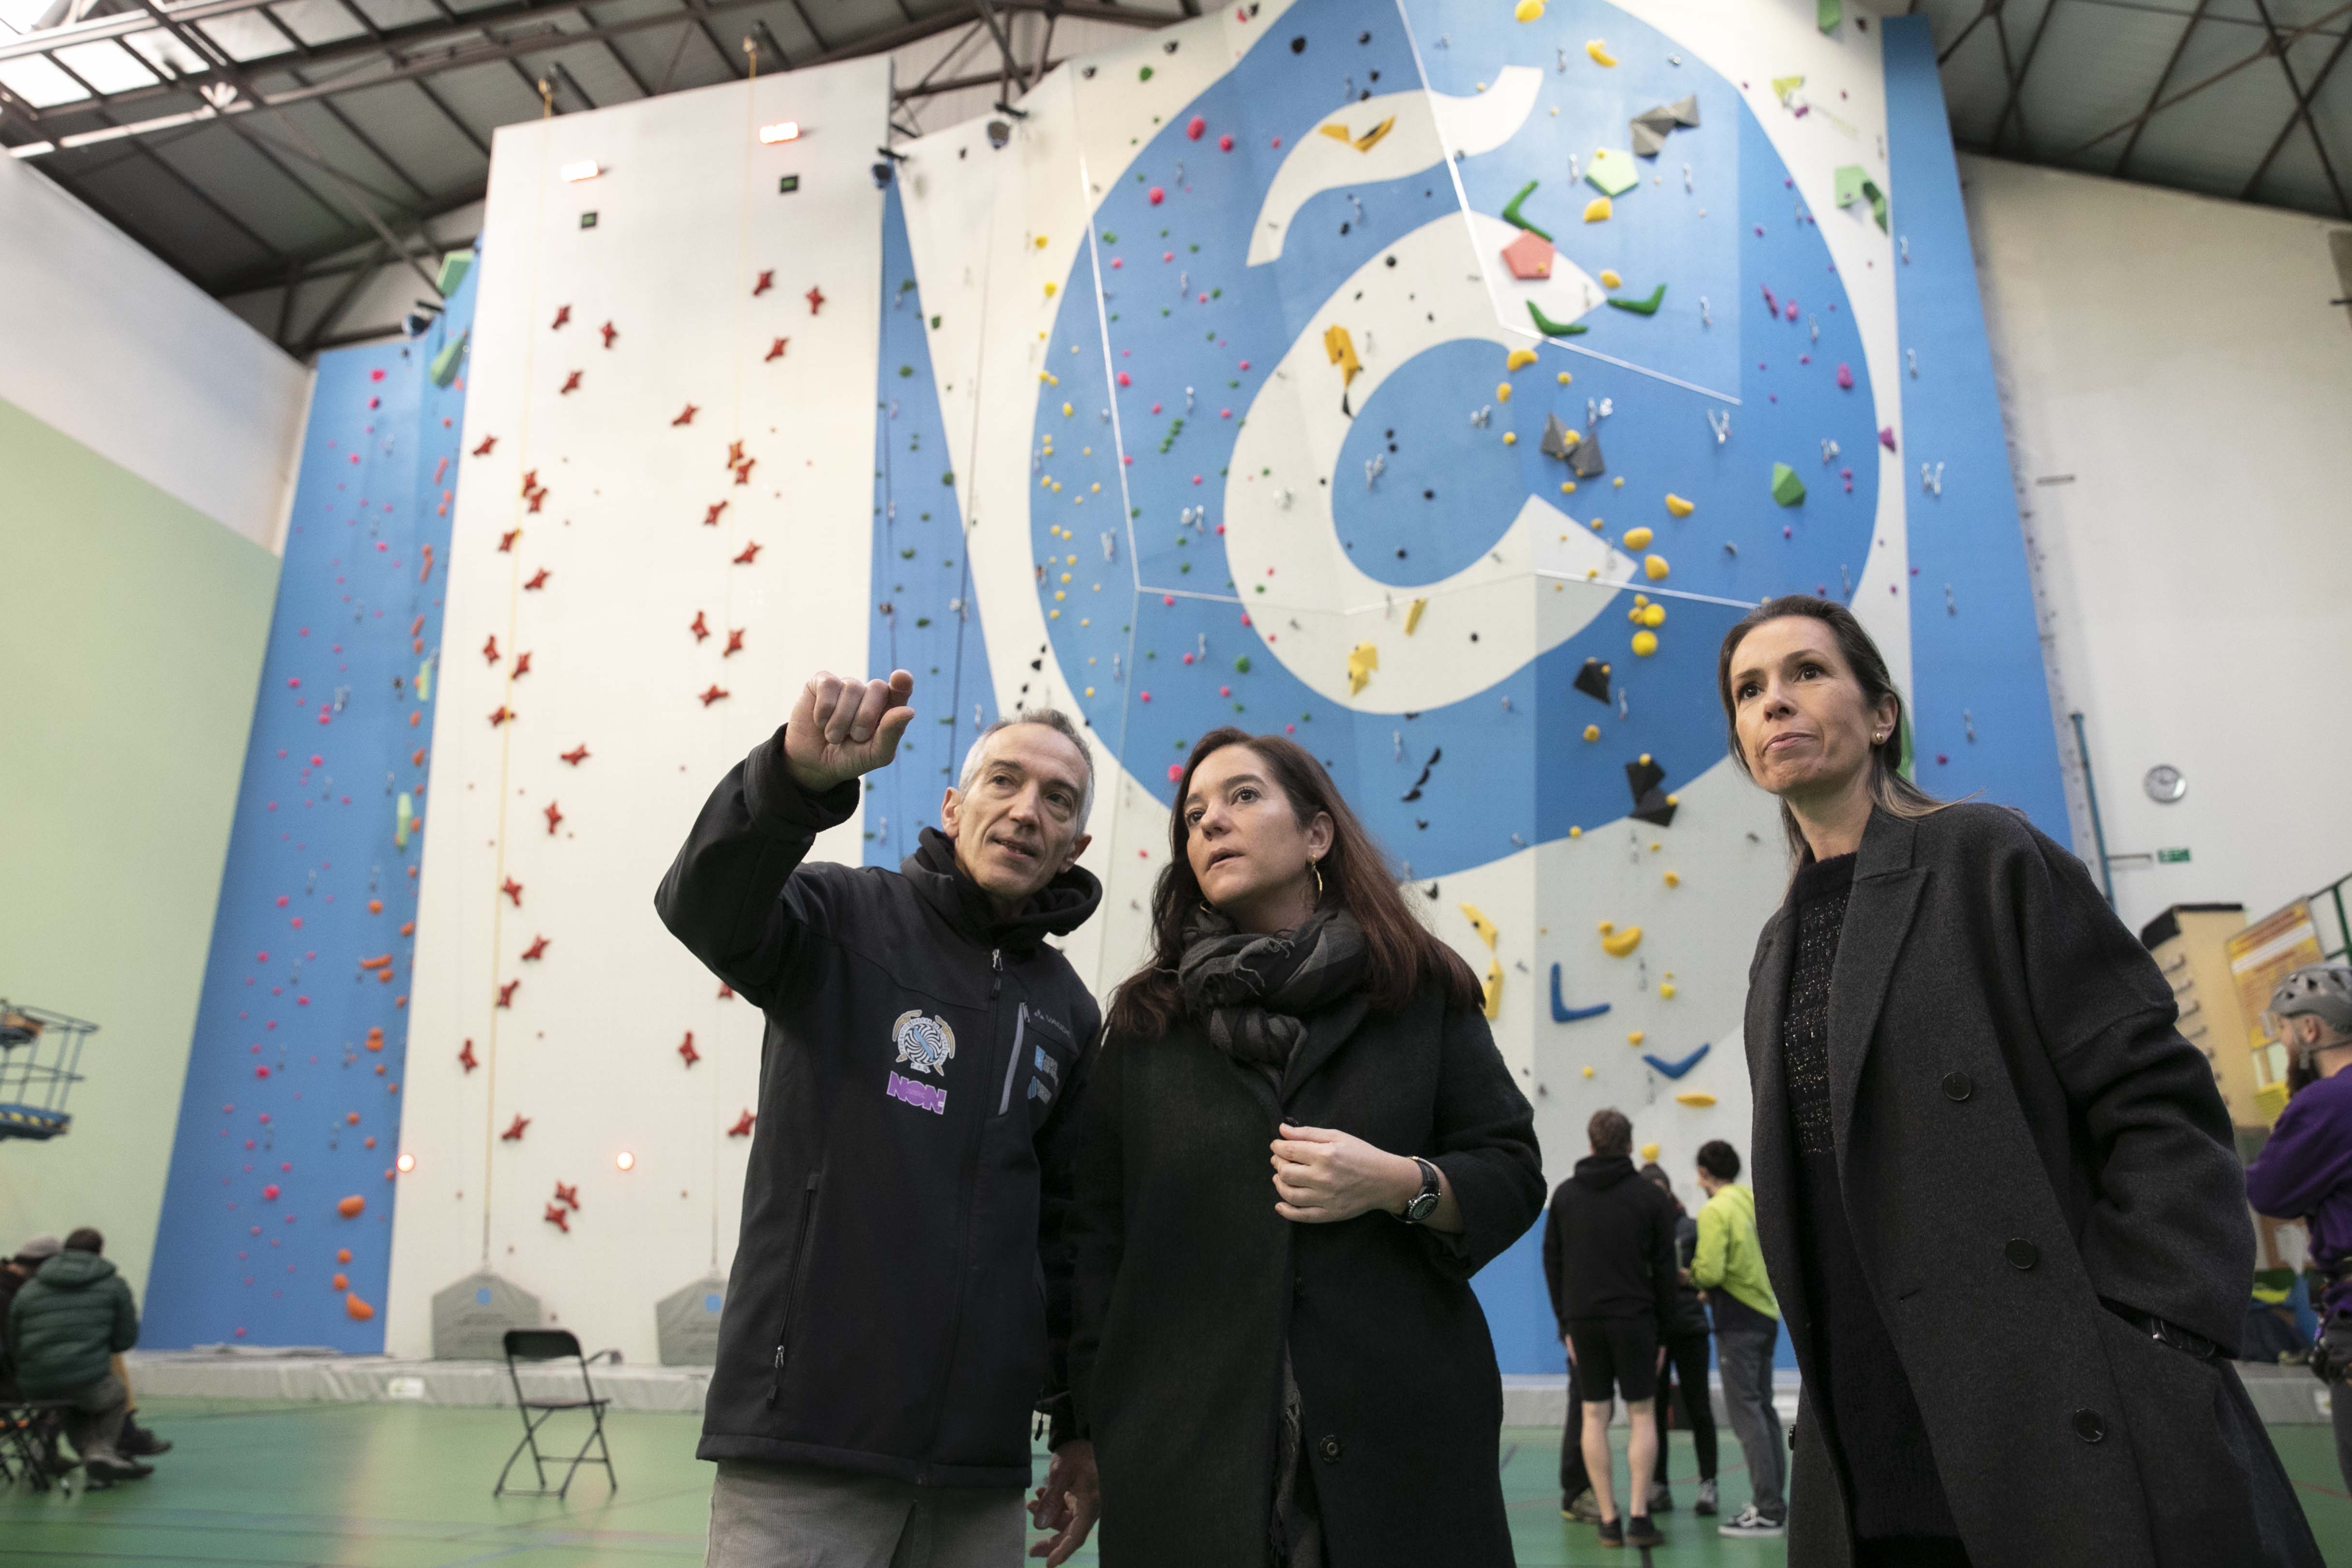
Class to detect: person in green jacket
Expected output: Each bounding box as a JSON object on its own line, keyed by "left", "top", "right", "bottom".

{"left": 1691, "top": 1142, "right": 1785, "bottom": 1539}
{"left": 6, "top": 1227, "right": 149, "bottom": 1482}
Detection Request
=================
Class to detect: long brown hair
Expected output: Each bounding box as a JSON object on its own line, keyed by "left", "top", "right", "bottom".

{"left": 1104, "top": 728, "right": 1482, "bottom": 1039}
{"left": 1716, "top": 594, "right": 1952, "bottom": 860}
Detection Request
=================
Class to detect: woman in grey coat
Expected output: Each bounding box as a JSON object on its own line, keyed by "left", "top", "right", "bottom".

{"left": 1716, "top": 594, "right": 2319, "bottom": 1568}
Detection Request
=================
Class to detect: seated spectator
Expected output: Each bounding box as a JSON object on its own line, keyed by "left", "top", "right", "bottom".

{"left": 6, "top": 1226, "right": 150, "bottom": 1483}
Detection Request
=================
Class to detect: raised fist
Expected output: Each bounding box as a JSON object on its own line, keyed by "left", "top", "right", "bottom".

{"left": 784, "top": 670, "right": 916, "bottom": 793}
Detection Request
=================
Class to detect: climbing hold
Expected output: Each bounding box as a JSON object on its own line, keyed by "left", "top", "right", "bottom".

{"left": 1622, "top": 526, "right": 1654, "bottom": 550}
{"left": 1598, "top": 269, "right": 1622, "bottom": 289}
{"left": 1836, "top": 362, "right": 1854, "bottom": 390}
{"left": 673, "top": 403, "right": 699, "bottom": 427}
{"left": 1582, "top": 1066, "right": 1595, "bottom": 1078}
{"left": 1643, "top": 554, "right": 1670, "bottom": 581}
{"left": 544, "top": 1204, "right": 571, "bottom": 1233}
{"left": 1458, "top": 903, "right": 1499, "bottom": 951}
{"left": 1505, "top": 347, "right": 1538, "bottom": 371}
{"left": 1528, "top": 301, "right": 1587, "bottom": 337}
{"left": 1585, "top": 148, "right": 1639, "bottom": 196}
{"left": 1879, "top": 426, "right": 1898, "bottom": 451}
{"left": 1186, "top": 115, "right": 1206, "bottom": 140}
{"left": 551, "top": 304, "right": 571, "bottom": 330}
{"left": 699, "top": 684, "right": 730, "bottom": 707}
{"left": 1586, "top": 38, "right": 1618, "bottom": 66}
{"left": 1599, "top": 923, "right": 1643, "bottom": 957}
{"left": 753, "top": 270, "right": 774, "bottom": 296}
{"left": 345, "top": 1293, "right": 376, "bottom": 1320}
{"left": 1502, "top": 431, "right": 1518, "bottom": 446}
{"left": 1148, "top": 186, "right": 1166, "bottom": 205}
{"left": 1627, "top": 1030, "right": 1645, "bottom": 1046}
{"left": 599, "top": 321, "right": 616, "bottom": 348}
{"left": 543, "top": 800, "right": 563, "bottom": 835}
{"left": 1640, "top": 603, "right": 1666, "bottom": 628}
{"left": 458, "top": 1039, "right": 478, "bottom": 1072}
{"left": 1664, "top": 871, "right": 1681, "bottom": 887}
{"left": 1404, "top": 599, "right": 1428, "bottom": 635}
{"left": 1569, "top": 430, "right": 1606, "bottom": 479}
{"left": 1582, "top": 196, "right": 1612, "bottom": 222}
{"left": 1771, "top": 463, "right": 1807, "bottom": 506}
{"left": 554, "top": 1181, "right": 580, "bottom": 1211}
{"left": 559, "top": 370, "right": 582, "bottom": 395}
{"left": 1346, "top": 642, "right": 1378, "bottom": 696}
{"left": 1494, "top": 382, "right": 1513, "bottom": 403}
{"left": 523, "top": 568, "right": 549, "bottom": 589}
{"left": 1514, "top": 0, "right": 1543, "bottom": 19}
{"left": 733, "top": 540, "right": 762, "bottom": 564}
{"left": 1549, "top": 966, "right": 1612, "bottom": 1022}
{"left": 1480, "top": 959, "right": 1504, "bottom": 1021}
{"left": 488, "top": 705, "right": 514, "bottom": 727}
{"left": 1664, "top": 493, "right": 1695, "bottom": 518}
{"left": 1607, "top": 284, "right": 1666, "bottom": 316}
{"left": 337, "top": 1195, "right": 365, "bottom": 1219}
{"left": 502, "top": 877, "right": 523, "bottom": 906}
{"left": 560, "top": 744, "right": 590, "bottom": 766}
{"left": 765, "top": 338, "right": 788, "bottom": 363}
{"left": 500, "top": 1113, "right": 530, "bottom": 1140}
{"left": 473, "top": 435, "right": 497, "bottom": 456}
{"left": 1583, "top": 724, "right": 1600, "bottom": 742}
{"left": 806, "top": 285, "right": 826, "bottom": 315}
{"left": 678, "top": 1031, "right": 701, "bottom": 1067}
{"left": 1500, "top": 229, "right": 1553, "bottom": 280}
{"left": 1573, "top": 656, "right": 1612, "bottom": 704}
{"left": 1640, "top": 1141, "right": 1659, "bottom": 1162}
{"left": 728, "top": 1109, "right": 756, "bottom": 1137}
{"left": 1675, "top": 1091, "right": 1718, "bottom": 1107}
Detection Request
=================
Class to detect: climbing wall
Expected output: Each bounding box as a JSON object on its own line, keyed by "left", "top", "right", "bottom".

{"left": 893, "top": 0, "right": 2058, "bottom": 1369}
{"left": 379, "top": 58, "right": 891, "bottom": 1361}
{"left": 143, "top": 265, "right": 479, "bottom": 1351}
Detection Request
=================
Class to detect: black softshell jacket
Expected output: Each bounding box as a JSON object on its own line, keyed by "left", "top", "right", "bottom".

{"left": 654, "top": 724, "right": 1102, "bottom": 1487}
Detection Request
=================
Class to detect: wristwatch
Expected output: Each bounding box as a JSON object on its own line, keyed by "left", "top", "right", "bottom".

{"left": 1398, "top": 1157, "right": 1441, "bottom": 1225}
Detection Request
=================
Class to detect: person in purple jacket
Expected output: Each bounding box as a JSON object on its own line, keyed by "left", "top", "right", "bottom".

{"left": 2245, "top": 963, "right": 2352, "bottom": 1492}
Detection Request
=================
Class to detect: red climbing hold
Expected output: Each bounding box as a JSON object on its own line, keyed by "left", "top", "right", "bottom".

{"left": 704, "top": 501, "right": 728, "bottom": 526}
{"left": 263, "top": 1183, "right": 281, "bottom": 1201}
{"left": 699, "top": 684, "right": 730, "bottom": 707}
{"left": 543, "top": 799, "right": 563, "bottom": 834}
{"left": 732, "top": 458, "right": 756, "bottom": 486}
{"left": 724, "top": 628, "right": 745, "bottom": 657}
{"left": 806, "top": 285, "right": 826, "bottom": 315}
{"left": 512, "top": 651, "right": 533, "bottom": 680}
{"left": 524, "top": 488, "right": 547, "bottom": 513}
{"left": 728, "top": 1109, "right": 757, "bottom": 1138}
{"left": 599, "top": 321, "right": 617, "bottom": 349}
{"left": 543, "top": 1203, "right": 570, "bottom": 1232}
{"left": 521, "top": 935, "right": 549, "bottom": 961}
{"left": 733, "top": 540, "right": 762, "bottom": 565}
{"left": 523, "top": 568, "right": 550, "bottom": 590}
{"left": 765, "top": 338, "right": 789, "bottom": 362}
{"left": 554, "top": 1181, "right": 580, "bottom": 1210}
{"left": 560, "top": 370, "right": 582, "bottom": 395}
{"left": 502, "top": 877, "right": 524, "bottom": 906}
{"left": 560, "top": 744, "right": 590, "bottom": 766}
{"left": 1186, "top": 115, "right": 1206, "bottom": 140}
{"left": 673, "top": 403, "right": 699, "bottom": 426}
{"left": 551, "top": 304, "right": 571, "bottom": 330}
{"left": 1219, "top": 133, "right": 1234, "bottom": 152}
{"left": 488, "top": 705, "right": 514, "bottom": 727}
{"left": 501, "top": 1113, "right": 529, "bottom": 1140}
{"left": 753, "top": 270, "right": 774, "bottom": 296}
{"left": 689, "top": 610, "right": 710, "bottom": 642}
{"left": 497, "top": 978, "right": 520, "bottom": 1008}
{"left": 498, "top": 529, "right": 520, "bottom": 553}
{"left": 459, "top": 1039, "right": 479, "bottom": 1072}
{"left": 678, "top": 1031, "right": 701, "bottom": 1067}
{"left": 483, "top": 635, "right": 501, "bottom": 664}
{"left": 473, "top": 435, "right": 497, "bottom": 456}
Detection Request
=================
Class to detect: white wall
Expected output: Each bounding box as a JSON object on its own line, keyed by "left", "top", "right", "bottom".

{"left": 0, "top": 151, "right": 311, "bottom": 551}
{"left": 1964, "top": 154, "right": 2352, "bottom": 935}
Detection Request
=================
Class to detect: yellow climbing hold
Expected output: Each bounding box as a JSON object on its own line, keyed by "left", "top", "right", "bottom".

{"left": 1640, "top": 1140, "right": 1660, "bottom": 1162}
{"left": 1043, "top": 281, "right": 1058, "bottom": 297}
{"left": 1404, "top": 597, "right": 1428, "bottom": 635}
{"left": 1346, "top": 641, "right": 1378, "bottom": 696}
{"left": 1459, "top": 902, "right": 1500, "bottom": 951}
{"left": 1676, "top": 1092, "right": 1718, "bottom": 1108}
{"left": 1663, "top": 871, "right": 1681, "bottom": 888}
{"left": 1557, "top": 370, "right": 1573, "bottom": 385}
{"left": 1514, "top": 0, "right": 1544, "bottom": 20}
{"left": 1641, "top": 603, "right": 1666, "bottom": 628}
{"left": 1599, "top": 268, "right": 1622, "bottom": 289}
{"left": 1644, "top": 554, "right": 1670, "bottom": 580}
{"left": 1495, "top": 382, "right": 1512, "bottom": 402}
{"left": 1600, "top": 923, "right": 1643, "bottom": 958}
{"left": 1583, "top": 196, "right": 1613, "bottom": 222}
{"left": 1582, "top": 1065, "right": 1596, "bottom": 1079}
{"left": 1481, "top": 958, "right": 1504, "bottom": 1021}
{"left": 1665, "top": 493, "right": 1696, "bottom": 517}
{"left": 1506, "top": 347, "right": 1538, "bottom": 371}
{"left": 1665, "top": 792, "right": 1679, "bottom": 806}
{"left": 1627, "top": 1030, "right": 1645, "bottom": 1046}
{"left": 1502, "top": 431, "right": 1517, "bottom": 445}
{"left": 1582, "top": 724, "right": 1600, "bottom": 742}
{"left": 1061, "top": 401, "right": 1073, "bottom": 416}
{"left": 1622, "top": 526, "right": 1654, "bottom": 550}
{"left": 1323, "top": 324, "right": 1362, "bottom": 387}
{"left": 1034, "top": 235, "right": 1049, "bottom": 249}
{"left": 1317, "top": 123, "right": 1352, "bottom": 144}
{"left": 1659, "top": 980, "right": 1678, "bottom": 998}
{"left": 1631, "top": 629, "right": 1659, "bottom": 656}
{"left": 1569, "top": 826, "right": 1583, "bottom": 838}
{"left": 1587, "top": 38, "right": 1618, "bottom": 66}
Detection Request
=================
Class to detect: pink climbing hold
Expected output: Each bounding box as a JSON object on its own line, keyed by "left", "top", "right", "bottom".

{"left": 1168, "top": 763, "right": 1185, "bottom": 782}
{"left": 1148, "top": 186, "right": 1166, "bottom": 205}
{"left": 1836, "top": 363, "right": 1854, "bottom": 390}
{"left": 1186, "top": 116, "right": 1206, "bottom": 140}
{"left": 1784, "top": 299, "right": 1799, "bottom": 322}
{"left": 1118, "top": 371, "right": 1131, "bottom": 386}
{"left": 1219, "top": 134, "right": 1234, "bottom": 152}
{"left": 1760, "top": 285, "right": 1777, "bottom": 316}
{"left": 1140, "top": 691, "right": 1153, "bottom": 702}
{"left": 256, "top": 1065, "right": 270, "bottom": 1079}
{"left": 1878, "top": 426, "right": 1898, "bottom": 451}
{"left": 1162, "top": 595, "right": 1175, "bottom": 606}
{"left": 1238, "top": 360, "right": 1250, "bottom": 371}
{"left": 262, "top": 1184, "right": 280, "bottom": 1200}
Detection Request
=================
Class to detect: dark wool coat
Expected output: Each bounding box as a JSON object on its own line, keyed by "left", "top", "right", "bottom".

{"left": 1743, "top": 804, "right": 2315, "bottom": 1568}
{"left": 1069, "top": 987, "right": 1543, "bottom": 1568}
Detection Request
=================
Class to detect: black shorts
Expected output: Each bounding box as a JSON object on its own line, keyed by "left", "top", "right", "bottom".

{"left": 1568, "top": 1316, "right": 1659, "bottom": 1403}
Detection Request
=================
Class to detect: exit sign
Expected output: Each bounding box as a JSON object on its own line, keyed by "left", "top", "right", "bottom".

{"left": 2157, "top": 847, "right": 2191, "bottom": 864}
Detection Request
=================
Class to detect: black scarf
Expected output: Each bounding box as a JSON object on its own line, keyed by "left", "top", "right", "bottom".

{"left": 902, "top": 828, "right": 1101, "bottom": 955}
{"left": 1177, "top": 903, "right": 1369, "bottom": 1068}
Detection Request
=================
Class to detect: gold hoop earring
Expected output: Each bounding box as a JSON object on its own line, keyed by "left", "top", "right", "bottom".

{"left": 1310, "top": 858, "right": 1325, "bottom": 903}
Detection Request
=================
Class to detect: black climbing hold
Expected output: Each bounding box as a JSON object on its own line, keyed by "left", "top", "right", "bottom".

{"left": 1357, "top": 30, "right": 1371, "bottom": 43}
{"left": 1290, "top": 35, "right": 1305, "bottom": 52}
{"left": 1384, "top": 255, "right": 1397, "bottom": 267}
{"left": 1573, "top": 657, "right": 1612, "bottom": 705}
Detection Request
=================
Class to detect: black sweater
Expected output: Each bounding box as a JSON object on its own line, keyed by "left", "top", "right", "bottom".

{"left": 1541, "top": 1154, "right": 1679, "bottom": 1332}
{"left": 1784, "top": 853, "right": 1958, "bottom": 1542}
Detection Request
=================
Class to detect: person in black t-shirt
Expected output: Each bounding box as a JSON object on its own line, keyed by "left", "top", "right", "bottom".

{"left": 1712, "top": 595, "right": 2319, "bottom": 1568}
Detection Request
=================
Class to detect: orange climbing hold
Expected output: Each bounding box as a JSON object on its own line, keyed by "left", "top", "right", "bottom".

{"left": 345, "top": 1293, "right": 375, "bottom": 1320}
{"left": 337, "top": 1195, "right": 365, "bottom": 1219}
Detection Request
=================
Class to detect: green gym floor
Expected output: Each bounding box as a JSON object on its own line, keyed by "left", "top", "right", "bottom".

{"left": 3, "top": 1399, "right": 2350, "bottom": 1565}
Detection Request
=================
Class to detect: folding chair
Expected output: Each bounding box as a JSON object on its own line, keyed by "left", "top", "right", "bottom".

{"left": 0, "top": 1400, "right": 73, "bottom": 1493}
{"left": 492, "top": 1329, "right": 619, "bottom": 1499}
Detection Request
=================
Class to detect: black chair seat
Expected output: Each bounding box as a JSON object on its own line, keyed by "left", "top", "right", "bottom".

{"left": 492, "top": 1330, "right": 620, "bottom": 1500}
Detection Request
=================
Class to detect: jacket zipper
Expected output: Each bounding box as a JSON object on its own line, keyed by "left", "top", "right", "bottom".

{"left": 991, "top": 947, "right": 1002, "bottom": 997}
{"left": 920, "top": 947, "right": 1001, "bottom": 1477}
{"left": 998, "top": 1004, "right": 1030, "bottom": 1115}
{"left": 765, "top": 1171, "right": 822, "bottom": 1407}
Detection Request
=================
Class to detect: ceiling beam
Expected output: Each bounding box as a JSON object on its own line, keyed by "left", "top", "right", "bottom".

{"left": 2242, "top": 0, "right": 2352, "bottom": 218}
{"left": 1986, "top": 0, "right": 2061, "bottom": 155}
{"left": 2059, "top": 0, "right": 2352, "bottom": 163}
{"left": 208, "top": 178, "right": 482, "bottom": 296}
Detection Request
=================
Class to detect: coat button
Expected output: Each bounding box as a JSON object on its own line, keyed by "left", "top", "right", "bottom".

{"left": 1941, "top": 1072, "right": 1973, "bottom": 1101}
{"left": 2073, "top": 1408, "right": 2105, "bottom": 1443}
{"left": 2005, "top": 1238, "right": 2038, "bottom": 1271}
{"left": 1319, "top": 1435, "right": 1342, "bottom": 1461}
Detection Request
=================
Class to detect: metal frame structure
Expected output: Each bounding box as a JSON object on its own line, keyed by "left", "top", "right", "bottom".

{"left": 0, "top": 1000, "right": 99, "bottom": 1142}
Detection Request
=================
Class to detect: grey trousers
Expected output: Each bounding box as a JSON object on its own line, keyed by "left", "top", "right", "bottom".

{"left": 52, "top": 1372, "right": 128, "bottom": 1465}
{"left": 706, "top": 1459, "right": 1027, "bottom": 1568}
{"left": 2336, "top": 1375, "right": 2352, "bottom": 1496}
{"left": 1715, "top": 1323, "right": 1786, "bottom": 1518}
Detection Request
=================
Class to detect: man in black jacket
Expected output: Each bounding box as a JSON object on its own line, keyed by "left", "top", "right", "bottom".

{"left": 656, "top": 668, "right": 1104, "bottom": 1568}
{"left": 1541, "top": 1108, "right": 1678, "bottom": 1549}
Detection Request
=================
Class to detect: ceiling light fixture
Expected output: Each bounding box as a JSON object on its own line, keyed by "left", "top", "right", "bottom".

{"left": 560, "top": 159, "right": 600, "bottom": 183}
{"left": 758, "top": 120, "right": 800, "bottom": 145}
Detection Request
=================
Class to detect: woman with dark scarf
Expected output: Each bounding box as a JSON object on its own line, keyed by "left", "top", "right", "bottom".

{"left": 1062, "top": 728, "right": 1542, "bottom": 1568}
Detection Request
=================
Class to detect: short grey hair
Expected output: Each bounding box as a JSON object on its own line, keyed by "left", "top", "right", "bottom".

{"left": 957, "top": 709, "right": 1095, "bottom": 831}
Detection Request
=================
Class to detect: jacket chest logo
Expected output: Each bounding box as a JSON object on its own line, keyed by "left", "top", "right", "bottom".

{"left": 892, "top": 1010, "right": 957, "bottom": 1077}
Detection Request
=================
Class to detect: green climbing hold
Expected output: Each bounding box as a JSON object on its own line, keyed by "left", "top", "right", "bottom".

{"left": 1139, "top": 64, "right": 1154, "bottom": 81}
{"left": 1500, "top": 180, "right": 1553, "bottom": 242}
{"left": 929, "top": 314, "right": 941, "bottom": 328}
{"left": 1818, "top": 0, "right": 1841, "bottom": 31}
{"left": 1526, "top": 301, "right": 1588, "bottom": 337}
{"left": 1771, "top": 463, "right": 1806, "bottom": 506}
{"left": 941, "top": 471, "right": 956, "bottom": 486}
{"left": 899, "top": 365, "right": 914, "bottom": 377}
{"left": 1101, "top": 231, "right": 1118, "bottom": 243}
{"left": 1606, "top": 284, "right": 1666, "bottom": 316}
{"left": 1234, "top": 656, "right": 1252, "bottom": 673}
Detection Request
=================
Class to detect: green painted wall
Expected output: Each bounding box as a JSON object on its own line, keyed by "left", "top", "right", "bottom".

{"left": 0, "top": 394, "right": 280, "bottom": 1305}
